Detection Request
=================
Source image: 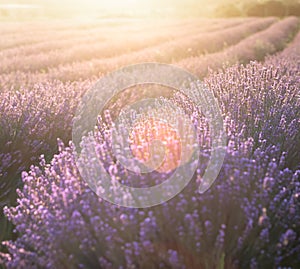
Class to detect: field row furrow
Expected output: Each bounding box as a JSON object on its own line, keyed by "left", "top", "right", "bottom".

{"left": 0, "top": 18, "right": 241, "bottom": 51}
{"left": 0, "top": 18, "right": 249, "bottom": 59}
{"left": 176, "top": 16, "right": 300, "bottom": 78}
{"left": 0, "top": 18, "right": 248, "bottom": 71}
{"left": 0, "top": 19, "right": 187, "bottom": 50}
{"left": 0, "top": 18, "right": 214, "bottom": 37}
{"left": 42, "top": 17, "right": 276, "bottom": 81}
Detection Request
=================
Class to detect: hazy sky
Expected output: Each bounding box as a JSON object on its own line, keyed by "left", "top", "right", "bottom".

{"left": 0, "top": 0, "right": 223, "bottom": 9}
{"left": 0, "top": 0, "right": 226, "bottom": 17}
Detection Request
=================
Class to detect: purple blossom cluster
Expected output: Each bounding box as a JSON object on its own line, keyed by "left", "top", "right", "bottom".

{"left": 205, "top": 30, "right": 300, "bottom": 170}
{"left": 1, "top": 130, "right": 299, "bottom": 268}
{"left": 1, "top": 23, "right": 300, "bottom": 268}
{"left": 0, "top": 80, "right": 91, "bottom": 245}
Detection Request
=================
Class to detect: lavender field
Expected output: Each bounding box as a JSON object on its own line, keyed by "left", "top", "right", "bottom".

{"left": 0, "top": 13, "right": 300, "bottom": 269}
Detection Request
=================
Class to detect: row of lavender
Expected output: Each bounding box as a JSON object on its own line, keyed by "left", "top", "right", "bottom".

{"left": 177, "top": 16, "right": 299, "bottom": 77}
{"left": 34, "top": 18, "right": 276, "bottom": 81}
{"left": 0, "top": 18, "right": 248, "bottom": 73}
{"left": 2, "top": 17, "right": 297, "bottom": 87}
{"left": 1, "top": 28, "right": 299, "bottom": 269}
{"left": 2, "top": 18, "right": 248, "bottom": 46}
{"left": 0, "top": 19, "right": 209, "bottom": 50}
{"left": 0, "top": 17, "right": 277, "bottom": 83}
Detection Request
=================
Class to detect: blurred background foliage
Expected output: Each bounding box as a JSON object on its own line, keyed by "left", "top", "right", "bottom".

{"left": 215, "top": 0, "right": 300, "bottom": 17}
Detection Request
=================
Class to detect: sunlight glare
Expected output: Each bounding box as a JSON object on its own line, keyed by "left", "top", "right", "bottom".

{"left": 74, "top": 0, "right": 154, "bottom": 12}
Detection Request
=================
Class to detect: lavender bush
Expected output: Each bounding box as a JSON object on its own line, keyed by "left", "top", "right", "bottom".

{"left": 0, "top": 80, "right": 91, "bottom": 246}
